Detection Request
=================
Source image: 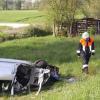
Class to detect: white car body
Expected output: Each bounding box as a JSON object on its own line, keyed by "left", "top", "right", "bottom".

{"left": 0, "top": 58, "right": 32, "bottom": 81}
{"left": 0, "top": 58, "right": 50, "bottom": 96}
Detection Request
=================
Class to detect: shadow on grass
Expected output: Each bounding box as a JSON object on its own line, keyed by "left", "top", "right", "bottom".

{"left": 16, "top": 16, "right": 33, "bottom": 22}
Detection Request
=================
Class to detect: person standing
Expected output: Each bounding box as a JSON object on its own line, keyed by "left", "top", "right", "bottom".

{"left": 76, "top": 32, "right": 95, "bottom": 74}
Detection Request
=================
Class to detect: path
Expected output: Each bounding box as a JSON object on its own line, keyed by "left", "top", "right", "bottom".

{"left": 0, "top": 23, "right": 30, "bottom": 28}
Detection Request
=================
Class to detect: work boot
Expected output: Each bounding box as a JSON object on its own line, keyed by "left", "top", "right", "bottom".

{"left": 82, "top": 67, "right": 88, "bottom": 74}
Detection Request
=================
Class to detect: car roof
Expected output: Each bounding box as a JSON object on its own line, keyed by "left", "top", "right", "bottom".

{"left": 0, "top": 58, "right": 32, "bottom": 65}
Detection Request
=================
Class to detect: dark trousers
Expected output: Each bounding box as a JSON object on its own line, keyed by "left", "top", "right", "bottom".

{"left": 80, "top": 51, "right": 91, "bottom": 68}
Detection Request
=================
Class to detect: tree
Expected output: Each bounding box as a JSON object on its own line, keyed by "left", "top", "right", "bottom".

{"left": 63, "top": 0, "right": 78, "bottom": 36}
{"left": 81, "top": 0, "right": 100, "bottom": 18}
{"left": 0, "top": 0, "right": 4, "bottom": 10}
{"left": 47, "top": 0, "right": 80, "bottom": 36}
{"left": 0, "top": 0, "right": 14, "bottom": 10}
{"left": 15, "top": 0, "right": 22, "bottom": 10}
{"left": 2, "top": 0, "right": 8, "bottom": 10}
{"left": 33, "top": 0, "right": 40, "bottom": 9}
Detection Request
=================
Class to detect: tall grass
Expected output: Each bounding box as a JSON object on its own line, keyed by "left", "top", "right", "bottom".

{"left": 0, "top": 36, "right": 100, "bottom": 100}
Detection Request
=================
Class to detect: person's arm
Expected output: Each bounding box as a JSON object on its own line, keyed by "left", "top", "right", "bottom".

{"left": 91, "top": 42, "right": 95, "bottom": 55}
{"left": 76, "top": 42, "right": 82, "bottom": 56}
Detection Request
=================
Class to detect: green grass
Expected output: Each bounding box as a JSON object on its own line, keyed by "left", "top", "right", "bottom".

{"left": 0, "top": 10, "right": 49, "bottom": 24}
{"left": 0, "top": 10, "right": 84, "bottom": 24}
{"left": 0, "top": 36, "right": 100, "bottom": 100}
{"left": 0, "top": 9, "right": 86, "bottom": 25}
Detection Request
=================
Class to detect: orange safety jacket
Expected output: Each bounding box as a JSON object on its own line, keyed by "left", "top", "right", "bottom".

{"left": 80, "top": 38, "right": 94, "bottom": 47}
{"left": 77, "top": 38, "right": 95, "bottom": 54}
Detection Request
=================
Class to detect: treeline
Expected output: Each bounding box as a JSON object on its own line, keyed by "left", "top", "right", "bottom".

{"left": 38, "top": 0, "right": 100, "bottom": 36}
{"left": 0, "top": 0, "right": 40, "bottom": 10}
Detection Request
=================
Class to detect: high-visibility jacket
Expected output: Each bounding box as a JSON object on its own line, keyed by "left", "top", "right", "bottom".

{"left": 77, "top": 38, "right": 95, "bottom": 54}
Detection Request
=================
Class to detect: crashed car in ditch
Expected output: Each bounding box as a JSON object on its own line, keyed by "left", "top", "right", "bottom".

{"left": 0, "top": 58, "right": 59, "bottom": 95}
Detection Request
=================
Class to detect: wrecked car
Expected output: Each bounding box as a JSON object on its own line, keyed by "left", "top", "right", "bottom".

{"left": 0, "top": 58, "right": 59, "bottom": 95}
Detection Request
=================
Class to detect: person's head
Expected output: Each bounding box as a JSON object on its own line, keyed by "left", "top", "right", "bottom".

{"left": 82, "top": 32, "right": 89, "bottom": 39}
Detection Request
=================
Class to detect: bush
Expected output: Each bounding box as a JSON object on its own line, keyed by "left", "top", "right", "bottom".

{"left": 0, "top": 25, "right": 52, "bottom": 42}
{"left": 0, "top": 32, "right": 9, "bottom": 41}
{"left": 25, "top": 25, "right": 52, "bottom": 37}
{"left": 88, "top": 26, "right": 96, "bottom": 35}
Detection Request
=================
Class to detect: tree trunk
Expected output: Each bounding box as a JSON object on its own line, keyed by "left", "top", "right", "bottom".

{"left": 67, "top": 22, "right": 73, "bottom": 37}
{"left": 69, "top": 24, "right": 72, "bottom": 36}
{"left": 53, "top": 22, "right": 56, "bottom": 36}
{"left": 5, "top": 0, "right": 8, "bottom": 10}
{"left": 53, "top": 20, "right": 59, "bottom": 37}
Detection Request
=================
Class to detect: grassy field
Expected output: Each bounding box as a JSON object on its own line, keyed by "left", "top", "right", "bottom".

{"left": 0, "top": 35, "right": 100, "bottom": 100}
{"left": 0, "top": 10, "right": 49, "bottom": 24}
{"left": 0, "top": 10, "right": 84, "bottom": 24}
